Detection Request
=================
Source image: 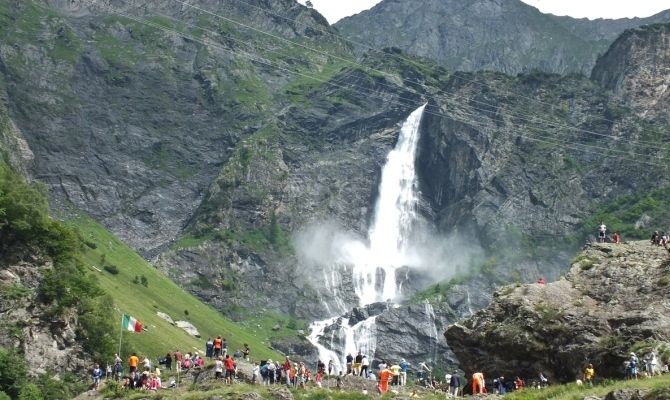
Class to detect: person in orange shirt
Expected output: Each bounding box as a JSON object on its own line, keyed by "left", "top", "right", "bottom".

{"left": 214, "top": 336, "right": 223, "bottom": 358}
{"left": 129, "top": 352, "right": 139, "bottom": 373}
{"left": 472, "top": 371, "right": 485, "bottom": 394}
{"left": 378, "top": 366, "right": 393, "bottom": 394}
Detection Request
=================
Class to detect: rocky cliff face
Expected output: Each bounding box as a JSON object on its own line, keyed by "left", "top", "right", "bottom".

{"left": 335, "top": 0, "right": 670, "bottom": 75}
{"left": 0, "top": 258, "right": 91, "bottom": 376}
{"left": 592, "top": 23, "right": 670, "bottom": 117}
{"left": 0, "top": 0, "right": 338, "bottom": 255}
{"left": 445, "top": 241, "right": 670, "bottom": 382}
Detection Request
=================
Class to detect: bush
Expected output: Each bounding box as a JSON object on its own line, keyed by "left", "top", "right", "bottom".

{"left": 0, "top": 347, "right": 28, "bottom": 398}
{"left": 18, "top": 384, "right": 43, "bottom": 400}
{"left": 0, "top": 391, "right": 10, "bottom": 400}
{"left": 103, "top": 264, "right": 119, "bottom": 275}
{"left": 19, "top": 383, "right": 44, "bottom": 400}
{"left": 0, "top": 161, "right": 77, "bottom": 263}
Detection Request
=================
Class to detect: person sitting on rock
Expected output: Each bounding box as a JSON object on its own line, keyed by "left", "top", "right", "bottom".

{"left": 652, "top": 231, "right": 660, "bottom": 245}
{"left": 612, "top": 232, "right": 621, "bottom": 244}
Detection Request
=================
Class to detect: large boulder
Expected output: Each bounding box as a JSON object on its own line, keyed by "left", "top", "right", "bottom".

{"left": 445, "top": 241, "right": 670, "bottom": 382}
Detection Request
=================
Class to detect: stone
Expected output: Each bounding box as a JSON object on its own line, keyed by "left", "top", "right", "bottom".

{"left": 175, "top": 321, "right": 201, "bottom": 338}
{"left": 267, "top": 387, "right": 294, "bottom": 400}
{"left": 156, "top": 311, "right": 175, "bottom": 325}
{"left": 272, "top": 324, "right": 281, "bottom": 331}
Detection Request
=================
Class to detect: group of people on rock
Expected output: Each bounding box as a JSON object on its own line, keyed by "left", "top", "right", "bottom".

{"left": 597, "top": 222, "right": 621, "bottom": 244}
{"left": 254, "top": 356, "right": 321, "bottom": 389}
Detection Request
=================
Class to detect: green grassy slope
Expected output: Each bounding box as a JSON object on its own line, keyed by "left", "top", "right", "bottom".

{"left": 67, "top": 214, "right": 281, "bottom": 362}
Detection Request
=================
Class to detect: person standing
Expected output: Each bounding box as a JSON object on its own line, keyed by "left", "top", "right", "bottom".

{"left": 174, "top": 350, "right": 183, "bottom": 373}
{"left": 206, "top": 337, "right": 214, "bottom": 359}
{"left": 165, "top": 353, "right": 172, "bottom": 371}
{"left": 354, "top": 351, "right": 363, "bottom": 376}
{"left": 224, "top": 354, "right": 235, "bottom": 384}
{"left": 243, "top": 343, "right": 251, "bottom": 361}
{"left": 92, "top": 364, "right": 102, "bottom": 390}
{"left": 128, "top": 352, "right": 139, "bottom": 374}
{"left": 598, "top": 222, "right": 607, "bottom": 243}
{"left": 378, "top": 366, "right": 393, "bottom": 394}
{"left": 328, "top": 359, "right": 334, "bottom": 376}
{"left": 472, "top": 371, "right": 485, "bottom": 394}
{"left": 449, "top": 372, "right": 461, "bottom": 397}
{"left": 345, "top": 353, "right": 353, "bottom": 375}
{"left": 584, "top": 364, "right": 595, "bottom": 385}
{"left": 215, "top": 357, "right": 224, "bottom": 380}
{"left": 213, "top": 336, "right": 223, "bottom": 358}
{"left": 113, "top": 353, "right": 123, "bottom": 381}
{"left": 361, "top": 355, "right": 370, "bottom": 378}
{"left": 399, "top": 359, "right": 410, "bottom": 386}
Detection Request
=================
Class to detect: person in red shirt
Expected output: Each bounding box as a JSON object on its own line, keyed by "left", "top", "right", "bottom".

{"left": 612, "top": 232, "right": 621, "bottom": 244}
{"left": 224, "top": 355, "right": 235, "bottom": 384}
{"left": 537, "top": 277, "right": 546, "bottom": 285}
{"left": 174, "top": 350, "right": 182, "bottom": 373}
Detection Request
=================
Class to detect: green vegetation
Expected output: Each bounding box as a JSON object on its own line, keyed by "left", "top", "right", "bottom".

{"left": 68, "top": 214, "right": 282, "bottom": 362}
{"left": 0, "top": 161, "right": 116, "bottom": 363}
{"left": 505, "top": 374, "right": 670, "bottom": 400}
{"left": 579, "top": 186, "right": 670, "bottom": 241}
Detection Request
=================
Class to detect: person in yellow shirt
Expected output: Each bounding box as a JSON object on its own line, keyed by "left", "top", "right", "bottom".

{"left": 129, "top": 352, "right": 139, "bottom": 373}
{"left": 584, "top": 364, "right": 595, "bottom": 385}
{"left": 390, "top": 363, "right": 401, "bottom": 385}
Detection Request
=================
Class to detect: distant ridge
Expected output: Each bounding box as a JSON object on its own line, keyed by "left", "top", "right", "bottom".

{"left": 334, "top": 0, "right": 670, "bottom": 75}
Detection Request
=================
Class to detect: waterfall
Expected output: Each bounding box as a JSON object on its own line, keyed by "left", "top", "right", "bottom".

{"left": 353, "top": 103, "right": 427, "bottom": 304}
{"left": 308, "top": 104, "right": 427, "bottom": 368}
{"left": 424, "top": 300, "right": 439, "bottom": 363}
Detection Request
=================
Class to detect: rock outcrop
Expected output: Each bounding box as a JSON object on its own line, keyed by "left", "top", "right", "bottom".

{"left": 0, "top": 258, "right": 91, "bottom": 376}
{"left": 592, "top": 23, "right": 670, "bottom": 116}
{"left": 445, "top": 241, "right": 670, "bottom": 382}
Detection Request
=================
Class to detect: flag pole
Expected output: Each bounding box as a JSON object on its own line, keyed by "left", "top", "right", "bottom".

{"left": 118, "top": 314, "right": 124, "bottom": 358}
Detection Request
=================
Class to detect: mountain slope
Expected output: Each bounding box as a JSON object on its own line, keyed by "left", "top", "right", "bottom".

{"left": 334, "top": 0, "right": 670, "bottom": 75}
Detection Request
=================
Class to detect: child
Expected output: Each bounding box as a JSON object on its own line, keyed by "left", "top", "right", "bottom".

{"left": 315, "top": 370, "right": 322, "bottom": 388}
{"left": 92, "top": 364, "right": 103, "bottom": 390}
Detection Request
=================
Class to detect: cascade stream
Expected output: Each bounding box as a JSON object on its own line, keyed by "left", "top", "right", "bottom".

{"left": 307, "top": 104, "right": 427, "bottom": 372}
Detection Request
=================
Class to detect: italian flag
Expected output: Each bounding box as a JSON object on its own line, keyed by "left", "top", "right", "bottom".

{"left": 121, "top": 313, "right": 142, "bottom": 333}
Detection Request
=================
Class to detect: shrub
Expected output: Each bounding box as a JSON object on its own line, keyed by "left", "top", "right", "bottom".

{"left": 103, "top": 264, "right": 119, "bottom": 275}
{"left": 0, "top": 391, "right": 10, "bottom": 400}
{"left": 140, "top": 275, "right": 148, "bottom": 287}
{"left": 0, "top": 347, "right": 28, "bottom": 398}
{"left": 18, "top": 384, "right": 43, "bottom": 400}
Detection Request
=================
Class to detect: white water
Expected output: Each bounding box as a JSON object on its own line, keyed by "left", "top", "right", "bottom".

{"left": 352, "top": 103, "right": 427, "bottom": 304}
{"left": 424, "top": 300, "right": 439, "bottom": 363}
{"left": 308, "top": 104, "right": 427, "bottom": 368}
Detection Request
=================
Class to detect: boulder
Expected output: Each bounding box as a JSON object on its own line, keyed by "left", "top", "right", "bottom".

{"left": 445, "top": 241, "right": 670, "bottom": 382}
{"left": 175, "top": 321, "right": 201, "bottom": 338}
{"left": 157, "top": 311, "right": 175, "bottom": 325}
